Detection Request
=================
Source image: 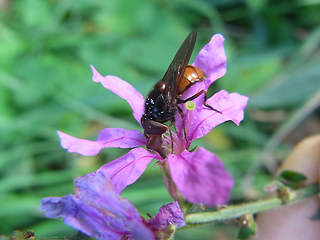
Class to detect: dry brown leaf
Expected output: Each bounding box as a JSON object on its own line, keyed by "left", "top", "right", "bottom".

{"left": 254, "top": 135, "right": 320, "bottom": 240}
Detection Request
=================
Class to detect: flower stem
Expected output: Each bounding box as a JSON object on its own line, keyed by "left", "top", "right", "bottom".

{"left": 184, "top": 183, "right": 319, "bottom": 225}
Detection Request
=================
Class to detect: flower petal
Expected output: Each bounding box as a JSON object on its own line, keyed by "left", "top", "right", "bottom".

{"left": 183, "top": 90, "right": 249, "bottom": 142}
{"left": 180, "top": 34, "right": 227, "bottom": 104}
{"left": 193, "top": 34, "right": 227, "bottom": 90}
{"left": 146, "top": 201, "right": 186, "bottom": 230}
{"left": 91, "top": 65, "right": 145, "bottom": 124}
{"left": 98, "top": 148, "right": 155, "bottom": 194}
{"left": 41, "top": 195, "right": 122, "bottom": 240}
{"left": 41, "top": 172, "right": 155, "bottom": 240}
{"left": 57, "top": 128, "right": 146, "bottom": 156}
{"left": 167, "top": 147, "right": 234, "bottom": 206}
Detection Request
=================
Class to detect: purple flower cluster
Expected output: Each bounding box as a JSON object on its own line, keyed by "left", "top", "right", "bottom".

{"left": 41, "top": 172, "right": 185, "bottom": 240}
{"left": 41, "top": 33, "right": 248, "bottom": 239}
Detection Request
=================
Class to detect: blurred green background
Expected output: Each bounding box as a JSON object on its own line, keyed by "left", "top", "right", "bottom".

{"left": 1, "top": 0, "right": 320, "bottom": 239}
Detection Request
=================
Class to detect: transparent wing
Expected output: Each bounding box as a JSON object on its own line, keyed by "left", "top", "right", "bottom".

{"left": 162, "top": 31, "right": 197, "bottom": 103}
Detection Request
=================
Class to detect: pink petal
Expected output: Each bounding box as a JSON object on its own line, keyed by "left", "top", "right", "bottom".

{"left": 90, "top": 65, "right": 145, "bottom": 124}
{"left": 167, "top": 147, "right": 233, "bottom": 206}
{"left": 184, "top": 90, "right": 249, "bottom": 142}
{"left": 98, "top": 148, "right": 155, "bottom": 194}
{"left": 193, "top": 34, "right": 227, "bottom": 90}
{"left": 57, "top": 128, "right": 146, "bottom": 156}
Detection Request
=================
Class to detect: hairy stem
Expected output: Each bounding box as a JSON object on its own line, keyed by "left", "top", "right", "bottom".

{"left": 184, "top": 183, "right": 319, "bottom": 225}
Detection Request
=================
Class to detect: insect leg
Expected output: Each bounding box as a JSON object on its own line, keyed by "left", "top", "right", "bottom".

{"left": 178, "top": 90, "right": 222, "bottom": 113}
{"left": 167, "top": 120, "right": 175, "bottom": 154}
{"left": 177, "top": 105, "right": 188, "bottom": 143}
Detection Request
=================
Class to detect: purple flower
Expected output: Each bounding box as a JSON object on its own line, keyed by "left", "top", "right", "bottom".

{"left": 145, "top": 201, "right": 186, "bottom": 240}
{"left": 41, "top": 172, "right": 185, "bottom": 240}
{"left": 57, "top": 34, "right": 249, "bottom": 206}
{"left": 146, "top": 201, "right": 186, "bottom": 231}
{"left": 41, "top": 172, "right": 155, "bottom": 240}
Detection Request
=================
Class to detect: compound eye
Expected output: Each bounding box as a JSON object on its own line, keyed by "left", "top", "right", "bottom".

{"left": 155, "top": 81, "right": 166, "bottom": 93}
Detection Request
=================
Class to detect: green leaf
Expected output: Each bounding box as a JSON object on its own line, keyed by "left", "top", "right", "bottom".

{"left": 278, "top": 170, "right": 307, "bottom": 189}
{"left": 237, "top": 214, "right": 256, "bottom": 239}
{"left": 250, "top": 57, "right": 320, "bottom": 109}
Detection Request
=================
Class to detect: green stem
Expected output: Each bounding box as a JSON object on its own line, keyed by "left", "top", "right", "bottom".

{"left": 185, "top": 183, "right": 319, "bottom": 225}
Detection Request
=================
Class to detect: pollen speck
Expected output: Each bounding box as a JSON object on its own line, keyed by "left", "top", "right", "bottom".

{"left": 186, "top": 101, "right": 196, "bottom": 110}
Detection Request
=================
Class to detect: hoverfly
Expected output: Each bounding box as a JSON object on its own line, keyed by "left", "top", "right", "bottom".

{"left": 141, "top": 31, "right": 220, "bottom": 158}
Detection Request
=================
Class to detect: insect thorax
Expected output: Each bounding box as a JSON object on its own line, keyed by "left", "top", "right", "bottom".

{"left": 144, "top": 88, "right": 177, "bottom": 123}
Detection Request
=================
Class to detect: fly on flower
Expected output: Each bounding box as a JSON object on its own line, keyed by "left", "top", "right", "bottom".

{"left": 141, "top": 31, "right": 221, "bottom": 159}
{"left": 56, "top": 32, "right": 249, "bottom": 206}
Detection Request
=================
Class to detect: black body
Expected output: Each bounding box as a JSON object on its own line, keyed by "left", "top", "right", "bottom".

{"left": 140, "top": 31, "right": 197, "bottom": 158}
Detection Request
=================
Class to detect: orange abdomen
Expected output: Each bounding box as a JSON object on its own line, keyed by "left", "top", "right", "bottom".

{"left": 179, "top": 65, "right": 206, "bottom": 94}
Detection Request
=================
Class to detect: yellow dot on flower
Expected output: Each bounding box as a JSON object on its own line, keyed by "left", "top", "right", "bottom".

{"left": 186, "top": 101, "right": 196, "bottom": 110}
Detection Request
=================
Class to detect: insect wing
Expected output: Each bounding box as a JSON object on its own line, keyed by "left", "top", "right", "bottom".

{"left": 162, "top": 31, "right": 197, "bottom": 102}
